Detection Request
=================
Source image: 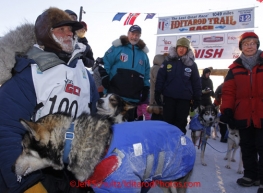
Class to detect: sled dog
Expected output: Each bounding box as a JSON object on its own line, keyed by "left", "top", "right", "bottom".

{"left": 224, "top": 124, "right": 243, "bottom": 173}
{"left": 14, "top": 93, "right": 194, "bottom": 193}
{"left": 189, "top": 105, "right": 219, "bottom": 166}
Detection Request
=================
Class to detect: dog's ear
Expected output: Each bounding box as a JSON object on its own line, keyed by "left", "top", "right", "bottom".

{"left": 123, "top": 101, "right": 136, "bottom": 112}
{"left": 199, "top": 105, "right": 205, "bottom": 110}
{"left": 20, "top": 119, "right": 41, "bottom": 141}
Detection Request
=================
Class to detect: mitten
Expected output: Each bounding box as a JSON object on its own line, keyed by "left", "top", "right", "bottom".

{"left": 98, "top": 66, "right": 108, "bottom": 78}
{"left": 98, "top": 66, "right": 110, "bottom": 89}
{"left": 141, "top": 86, "right": 149, "bottom": 102}
{"left": 220, "top": 108, "right": 236, "bottom": 129}
{"left": 95, "top": 57, "right": 104, "bottom": 65}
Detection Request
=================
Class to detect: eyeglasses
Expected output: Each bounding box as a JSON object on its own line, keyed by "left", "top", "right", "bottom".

{"left": 242, "top": 42, "right": 257, "bottom": 47}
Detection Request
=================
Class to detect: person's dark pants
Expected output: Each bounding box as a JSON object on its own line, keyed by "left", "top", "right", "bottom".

{"left": 239, "top": 125, "right": 263, "bottom": 183}
{"left": 163, "top": 96, "right": 190, "bottom": 134}
{"left": 151, "top": 113, "right": 163, "bottom": 121}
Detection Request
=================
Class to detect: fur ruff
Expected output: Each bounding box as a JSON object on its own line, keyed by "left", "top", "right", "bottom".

{"left": 112, "top": 35, "right": 149, "bottom": 53}
{"left": 0, "top": 23, "right": 35, "bottom": 85}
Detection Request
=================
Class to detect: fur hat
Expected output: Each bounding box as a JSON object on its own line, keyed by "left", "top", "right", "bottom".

{"left": 153, "top": 54, "right": 165, "bottom": 65}
{"left": 35, "top": 7, "right": 83, "bottom": 53}
{"left": 239, "top": 32, "right": 260, "bottom": 50}
{"left": 176, "top": 37, "right": 190, "bottom": 49}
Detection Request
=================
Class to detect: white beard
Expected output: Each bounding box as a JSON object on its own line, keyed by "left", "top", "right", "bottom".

{"left": 52, "top": 34, "right": 76, "bottom": 53}
{"left": 129, "top": 39, "right": 139, "bottom": 45}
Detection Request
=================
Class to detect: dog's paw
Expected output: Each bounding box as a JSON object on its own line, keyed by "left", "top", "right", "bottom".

{"left": 225, "top": 165, "right": 231, "bottom": 169}
{"left": 231, "top": 159, "right": 236, "bottom": 162}
{"left": 237, "top": 170, "right": 244, "bottom": 174}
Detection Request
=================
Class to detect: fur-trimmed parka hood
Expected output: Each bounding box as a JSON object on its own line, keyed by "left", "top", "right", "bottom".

{"left": 112, "top": 35, "right": 149, "bottom": 53}
{"left": 166, "top": 46, "right": 196, "bottom": 67}
{"left": 0, "top": 23, "right": 36, "bottom": 85}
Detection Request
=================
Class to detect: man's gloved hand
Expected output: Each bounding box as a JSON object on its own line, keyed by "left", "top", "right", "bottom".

{"left": 220, "top": 108, "right": 236, "bottom": 129}
{"left": 98, "top": 66, "right": 110, "bottom": 89}
{"left": 96, "top": 57, "right": 104, "bottom": 65}
{"left": 140, "top": 86, "right": 149, "bottom": 102}
{"left": 154, "top": 91, "right": 163, "bottom": 106}
{"left": 98, "top": 66, "right": 108, "bottom": 78}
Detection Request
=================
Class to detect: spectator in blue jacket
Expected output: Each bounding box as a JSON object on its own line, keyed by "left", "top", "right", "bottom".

{"left": 99, "top": 25, "right": 150, "bottom": 121}
{"left": 155, "top": 37, "right": 201, "bottom": 134}
{"left": 0, "top": 7, "right": 98, "bottom": 193}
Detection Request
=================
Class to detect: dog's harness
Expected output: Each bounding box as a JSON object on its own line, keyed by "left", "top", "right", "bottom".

{"left": 189, "top": 115, "right": 211, "bottom": 136}
{"left": 63, "top": 123, "right": 75, "bottom": 164}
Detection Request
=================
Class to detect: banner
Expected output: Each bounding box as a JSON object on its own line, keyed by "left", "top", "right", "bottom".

{"left": 155, "top": 30, "right": 254, "bottom": 59}
{"left": 157, "top": 7, "right": 254, "bottom": 34}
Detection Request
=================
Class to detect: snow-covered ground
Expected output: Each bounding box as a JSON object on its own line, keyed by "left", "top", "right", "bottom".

{"left": 147, "top": 122, "right": 258, "bottom": 193}
{"left": 185, "top": 127, "right": 258, "bottom": 193}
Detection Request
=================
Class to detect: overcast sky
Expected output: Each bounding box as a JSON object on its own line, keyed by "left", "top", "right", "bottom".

{"left": 0, "top": 0, "right": 262, "bottom": 69}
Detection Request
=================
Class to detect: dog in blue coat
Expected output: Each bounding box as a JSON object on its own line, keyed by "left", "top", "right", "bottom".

{"left": 14, "top": 94, "right": 195, "bottom": 193}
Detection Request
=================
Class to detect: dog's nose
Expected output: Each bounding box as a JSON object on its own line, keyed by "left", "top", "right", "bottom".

{"left": 98, "top": 99, "right": 104, "bottom": 105}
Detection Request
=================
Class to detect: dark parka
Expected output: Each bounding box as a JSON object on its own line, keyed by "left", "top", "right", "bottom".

{"left": 155, "top": 56, "right": 201, "bottom": 102}
{"left": 200, "top": 68, "right": 215, "bottom": 106}
{"left": 220, "top": 51, "right": 263, "bottom": 129}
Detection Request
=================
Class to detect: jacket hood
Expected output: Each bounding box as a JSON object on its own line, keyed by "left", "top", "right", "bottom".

{"left": 35, "top": 7, "right": 82, "bottom": 54}
{"left": 153, "top": 54, "right": 165, "bottom": 65}
{"left": 112, "top": 35, "right": 149, "bottom": 53}
{"left": 202, "top": 68, "right": 211, "bottom": 78}
{"left": 0, "top": 23, "right": 36, "bottom": 85}
{"left": 166, "top": 46, "right": 195, "bottom": 67}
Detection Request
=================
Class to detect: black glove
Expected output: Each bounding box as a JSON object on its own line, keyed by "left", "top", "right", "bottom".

{"left": 220, "top": 108, "right": 235, "bottom": 129}
{"left": 141, "top": 86, "right": 149, "bottom": 102}
{"left": 98, "top": 66, "right": 108, "bottom": 78}
{"left": 95, "top": 57, "right": 104, "bottom": 65}
{"left": 98, "top": 66, "right": 110, "bottom": 89}
{"left": 191, "top": 99, "right": 200, "bottom": 112}
{"left": 154, "top": 91, "right": 163, "bottom": 106}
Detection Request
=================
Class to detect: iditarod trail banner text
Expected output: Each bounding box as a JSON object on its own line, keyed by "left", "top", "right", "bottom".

{"left": 157, "top": 7, "right": 254, "bottom": 34}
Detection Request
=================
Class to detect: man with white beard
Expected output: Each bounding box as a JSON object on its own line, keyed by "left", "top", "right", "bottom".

{"left": 0, "top": 7, "right": 98, "bottom": 193}
{"left": 99, "top": 25, "right": 150, "bottom": 121}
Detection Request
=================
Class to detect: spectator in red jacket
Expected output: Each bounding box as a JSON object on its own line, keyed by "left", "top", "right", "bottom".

{"left": 220, "top": 32, "right": 263, "bottom": 191}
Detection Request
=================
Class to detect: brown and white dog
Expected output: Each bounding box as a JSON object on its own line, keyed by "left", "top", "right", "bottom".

{"left": 14, "top": 93, "right": 195, "bottom": 193}
{"left": 14, "top": 94, "right": 135, "bottom": 182}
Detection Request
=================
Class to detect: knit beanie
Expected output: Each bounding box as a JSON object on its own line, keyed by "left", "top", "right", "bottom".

{"left": 239, "top": 32, "right": 260, "bottom": 50}
{"left": 35, "top": 7, "right": 83, "bottom": 53}
{"left": 176, "top": 37, "right": 190, "bottom": 49}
